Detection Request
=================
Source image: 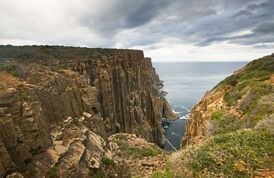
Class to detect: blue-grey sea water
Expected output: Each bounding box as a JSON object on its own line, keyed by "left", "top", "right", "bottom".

{"left": 153, "top": 62, "right": 247, "bottom": 151}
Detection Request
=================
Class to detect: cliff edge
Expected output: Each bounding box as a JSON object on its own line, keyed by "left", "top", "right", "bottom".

{"left": 152, "top": 54, "right": 274, "bottom": 178}
{"left": 0, "top": 45, "right": 176, "bottom": 177}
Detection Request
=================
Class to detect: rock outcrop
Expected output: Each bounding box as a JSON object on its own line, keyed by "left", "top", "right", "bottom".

{"left": 72, "top": 50, "right": 177, "bottom": 146}
{"left": 109, "top": 133, "right": 166, "bottom": 178}
{"left": 0, "top": 45, "right": 176, "bottom": 177}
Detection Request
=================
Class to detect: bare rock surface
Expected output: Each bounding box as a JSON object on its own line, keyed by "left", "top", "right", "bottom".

{"left": 0, "top": 46, "right": 174, "bottom": 177}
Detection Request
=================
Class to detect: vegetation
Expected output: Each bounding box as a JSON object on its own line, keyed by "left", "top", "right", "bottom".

{"left": 151, "top": 171, "right": 173, "bottom": 178}
{"left": 88, "top": 168, "right": 107, "bottom": 178}
{"left": 17, "top": 84, "right": 28, "bottom": 100}
{"left": 217, "top": 55, "right": 273, "bottom": 108}
{"left": 124, "top": 146, "right": 161, "bottom": 158}
{"left": 210, "top": 110, "right": 244, "bottom": 134}
{"left": 0, "top": 45, "right": 139, "bottom": 62}
{"left": 115, "top": 139, "right": 161, "bottom": 158}
{"left": 186, "top": 130, "right": 273, "bottom": 177}
{"left": 164, "top": 129, "right": 273, "bottom": 178}
{"left": 0, "top": 62, "right": 27, "bottom": 78}
{"left": 151, "top": 86, "right": 160, "bottom": 97}
{"left": 49, "top": 166, "right": 58, "bottom": 178}
{"left": 155, "top": 55, "right": 274, "bottom": 178}
{"left": 112, "top": 134, "right": 162, "bottom": 158}
{"left": 101, "top": 157, "right": 114, "bottom": 166}
{"left": 213, "top": 55, "right": 274, "bottom": 129}
{"left": 71, "top": 118, "right": 81, "bottom": 127}
{"left": 30, "top": 73, "right": 42, "bottom": 84}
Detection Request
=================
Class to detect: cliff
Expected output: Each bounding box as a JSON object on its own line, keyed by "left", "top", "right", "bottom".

{"left": 0, "top": 45, "right": 176, "bottom": 177}
{"left": 182, "top": 54, "right": 274, "bottom": 145}
{"left": 154, "top": 54, "right": 274, "bottom": 178}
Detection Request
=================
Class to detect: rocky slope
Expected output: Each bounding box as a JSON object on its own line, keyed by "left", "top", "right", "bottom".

{"left": 109, "top": 133, "right": 166, "bottom": 178}
{"left": 182, "top": 54, "right": 274, "bottom": 145}
{"left": 155, "top": 54, "right": 274, "bottom": 177}
{"left": 0, "top": 45, "right": 176, "bottom": 177}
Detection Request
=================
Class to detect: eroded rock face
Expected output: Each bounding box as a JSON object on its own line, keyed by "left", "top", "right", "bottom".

{"left": 0, "top": 86, "right": 52, "bottom": 177}
{"left": 0, "top": 47, "right": 175, "bottom": 177}
{"left": 181, "top": 89, "right": 228, "bottom": 146}
{"left": 73, "top": 50, "right": 177, "bottom": 146}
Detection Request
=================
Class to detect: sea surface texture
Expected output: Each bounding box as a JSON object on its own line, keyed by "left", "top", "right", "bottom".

{"left": 153, "top": 62, "right": 247, "bottom": 151}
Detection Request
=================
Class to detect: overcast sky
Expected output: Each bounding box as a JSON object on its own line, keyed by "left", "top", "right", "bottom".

{"left": 0, "top": 0, "right": 274, "bottom": 61}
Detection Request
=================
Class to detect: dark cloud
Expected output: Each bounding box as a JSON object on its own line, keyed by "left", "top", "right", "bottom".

{"left": 123, "top": 0, "right": 169, "bottom": 28}
{"left": 253, "top": 22, "right": 274, "bottom": 34}
{"left": 183, "top": 0, "right": 274, "bottom": 47}
{"left": 0, "top": 0, "right": 273, "bottom": 50}
{"left": 232, "top": 10, "right": 253, "bottom": 19}
{"left": 79, "top": 0, "right": 172, "bottom": 34}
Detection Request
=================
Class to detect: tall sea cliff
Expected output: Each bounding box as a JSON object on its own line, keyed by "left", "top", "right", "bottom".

{"left": 0, "top": 45, "right": 176, "bottom": 177}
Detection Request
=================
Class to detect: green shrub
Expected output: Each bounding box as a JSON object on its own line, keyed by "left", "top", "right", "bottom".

{"left": 151, "top": 87, "right": 160, "bottom": 97}
{"left": 115, "top": 136, "right": 162, "bottom": 158}
{"left": 30, "top": 74, "right": 42, "bottom": 84}
{"left": 101, "top": 157, "right": 114, "bottom": 166}
{"left": 125, "top": 146, "right": 161, "bottom": 158}
{"left": 211, "top": 110, "right": 248, "bottom": 134}
{"left": 17, "top": 85, "right": 28, "bottom": 100}
{"left": 216, "top": 56, "right": 273, "bottom": 108}
{"left": 71, "top": 118, "right": 81, "bottom": 127}
{"left": 88, "top": 168, "right": 106, "bottom": 178}
{"left": 151, "top": 171, "right": 173, "bottom": 178}
{"left": 211, "top": 110, "right": 224, "bottom": 121}
{"left": 49, "top": 166, "right": 58, "bottom": 178}
{"left": 0, "top": 62, "right": 22, "bottom": 77}
{"left": 187, "top": 130, "right": 274, "bottom": 177}
{"left": 114, "top": 133, "right": 128, "bottom": 140}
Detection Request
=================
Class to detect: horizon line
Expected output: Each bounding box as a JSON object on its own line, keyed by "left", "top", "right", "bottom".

{"left": 152, "top": 60, "right": 250, "bottom": 63}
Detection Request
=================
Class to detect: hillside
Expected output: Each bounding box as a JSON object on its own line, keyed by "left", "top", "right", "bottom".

{"left": 155, "top": 54, "right": 274, "bottom": 177}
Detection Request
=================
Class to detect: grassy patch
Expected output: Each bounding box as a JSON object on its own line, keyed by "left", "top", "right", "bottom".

{"left": 125, "top": 146, "right": 161, "bottom": 158}
{"left": 17, "top": 85, "right": 28, "bottom": 100}
{"left": 101, "top": 157, "right": 114, "bottom": 166}
{"left": 88, "top": 168, "right": 107, "bottom": 178}
{"left": 151, "top": 171, "right": 173, "bottom": 178}
{"left": 0, "top": 62, "right": 23, "bottom": 78}
{"left": 71, "top": 118, "right": 81, "bottom": 127}
{"left": 186, "top": 130, "right": 273, "bottom": 177}
{"left": 49, "top": 166, "right": 58, "bottom": 178}
{"left": 216, "top": 56, "right": 273, "bottom": 108}
{"left": 30, "top": 73, "right": 42, "bottom": 84}
{"left": 114, "top": 133, "right": 128, "bottom": 140}
{"left": 114, "top": 138, "right": 161, "bottom": 158}
{"left": 211, "top": 110, "right": 225, "bottom": 121}
{"left": 210, "top": 110, "right": 244, "bottom": 134}
{"left": 151, "top": 87, "right": 160, "bottom": 97}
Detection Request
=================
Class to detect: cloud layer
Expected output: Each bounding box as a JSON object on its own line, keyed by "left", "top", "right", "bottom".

{"left": 0, "top": 0, "right": 273, "bottom": 61}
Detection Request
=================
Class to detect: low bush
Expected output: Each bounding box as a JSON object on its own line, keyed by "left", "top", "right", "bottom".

{"left": 88, "top": 168, "right": 106, "bottom": 178}
{"left": 49, "top": 166, "right": 58, "bottom": 178}
{"left": 186, "top": 130, "right": 273, "bottom": 177}
{"left": 101, "top": 157, "right": 114, "bottom": 166}
{"left": 151, "top": 171, "right": 173, "bottom": 178}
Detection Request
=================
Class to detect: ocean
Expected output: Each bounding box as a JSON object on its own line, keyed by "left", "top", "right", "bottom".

{"left": 153, "top": 62, "right": 248, "bottom": 151}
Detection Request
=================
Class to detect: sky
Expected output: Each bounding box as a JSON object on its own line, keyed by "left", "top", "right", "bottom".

{"left": 0, "top": 0, "right": 274, "bottom": 62}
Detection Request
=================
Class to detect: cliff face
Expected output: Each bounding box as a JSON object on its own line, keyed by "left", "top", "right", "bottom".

{"left": 73, "top": 50, "right": 176, "bottom": 146}
{"left": 0, "top": 46, "right": 175, "bottom": 177}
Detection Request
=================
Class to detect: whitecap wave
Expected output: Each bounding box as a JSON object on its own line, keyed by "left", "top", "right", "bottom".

{"left": 179, "top": 113, "right": 190, "bottom": 120}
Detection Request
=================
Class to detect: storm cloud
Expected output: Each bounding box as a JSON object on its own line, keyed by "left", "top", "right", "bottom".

{"left": 0, "top": 0, "right": 273, "bottom": 61}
